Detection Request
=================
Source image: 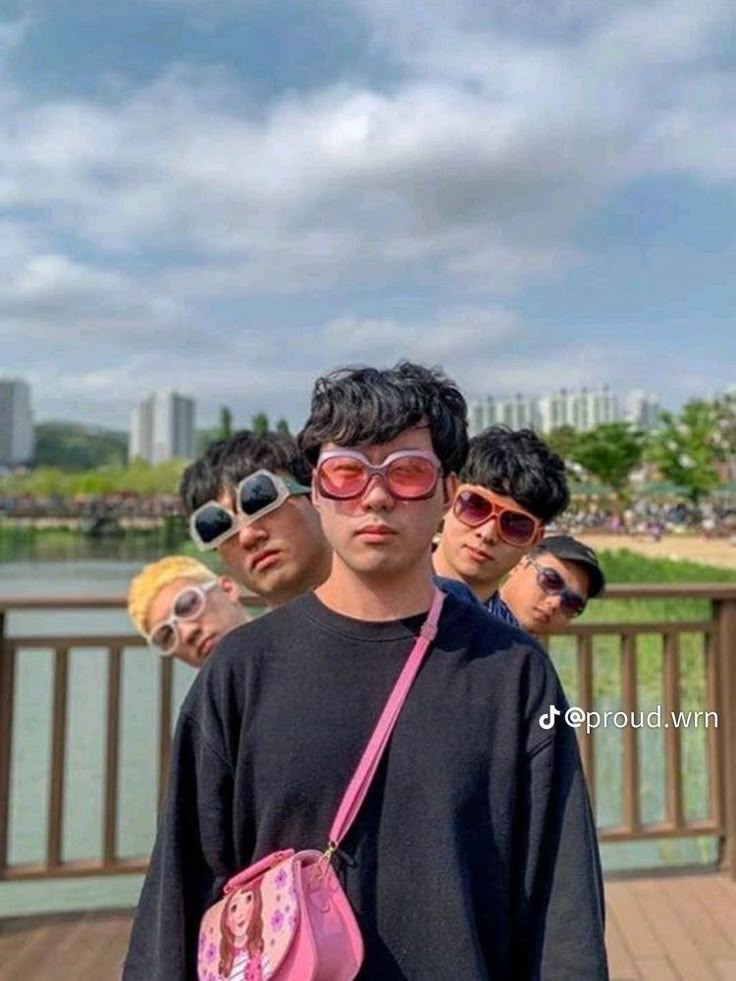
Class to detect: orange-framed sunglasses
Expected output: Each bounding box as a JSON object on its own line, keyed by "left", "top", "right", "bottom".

{"left": 452, "top": 486, "right": 541, "bottom": 547}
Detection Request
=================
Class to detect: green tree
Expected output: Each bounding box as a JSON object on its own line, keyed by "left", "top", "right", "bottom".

{"left": 196, "top": 428, "right": 220, "bottom": 455}
{"left": 545, "top": 425, "right": 577, "bottom": 462}
{"left": 646, "top": 400, "right": 726, "bottom": 504}
{"left": 275, "top": 417, "right": 291, "bottom": 436}
{"left": 714, "top": 391, "right": 736, "bottom": 457}
{"left": 219, "top": 405, "right": 233, "bottom": 440}
{"left": 251, "top": 411, "right": 270, "bottom": 435}
{"left": 570, "top": 422, "right": 646, "bottom": 506}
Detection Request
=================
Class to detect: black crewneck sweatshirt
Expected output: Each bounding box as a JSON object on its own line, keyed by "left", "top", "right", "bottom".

{"left": 123, "top": 591, "right": 608, "bottom": 980}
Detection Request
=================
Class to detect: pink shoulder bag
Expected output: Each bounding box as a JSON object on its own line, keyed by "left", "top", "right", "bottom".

{"left": 197, "top": 588, "right": 445, "bottom": 981}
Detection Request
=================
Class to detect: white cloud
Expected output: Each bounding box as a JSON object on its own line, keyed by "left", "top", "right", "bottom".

{"left": 3, "top": 3, "right": 732, "bottom": 307}
{"left": 3, "top": 1, "right": 736, "bottom": 427}
{"left": 1, "top": 3, "right": 734, "bottom": 306}
{"left": 318, "top": 307, "right": 521, "bottom": 364}
{"left": 0, "top": 251, "right": 190, "bottom": 341}
{"left": 24, "top": 310, "right": 523, "bottom": 425}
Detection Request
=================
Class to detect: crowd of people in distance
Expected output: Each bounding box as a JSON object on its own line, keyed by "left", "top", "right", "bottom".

{"left": 559, "top": 497, "right": 735, "bottom": 540}
{"left": 124, "top": 362, "right": 610, "bottom": 981}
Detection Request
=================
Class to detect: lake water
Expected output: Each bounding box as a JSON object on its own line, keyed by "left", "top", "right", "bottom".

{"left": 0, "top": 556, "right": 717, "bottom": 916}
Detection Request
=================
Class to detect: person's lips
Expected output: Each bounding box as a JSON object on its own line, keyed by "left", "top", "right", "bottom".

{"left": 532, "top": 607, "right": 551, "bottom": 624}
{"left": 464, "top": 544, "right": 493, "bottom": 564}
{"left": 355, "top": 524, "right": 397, "bottom": 541}
{"left": 250, "top": 548, "right": 282, "bottom": 572}
{"left": 198, "top": 635, "right": 217, "bottom": 658}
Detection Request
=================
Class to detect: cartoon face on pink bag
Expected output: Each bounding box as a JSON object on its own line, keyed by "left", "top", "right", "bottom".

{"left": 198, "top": 860, "right": 299, "bottom": 980}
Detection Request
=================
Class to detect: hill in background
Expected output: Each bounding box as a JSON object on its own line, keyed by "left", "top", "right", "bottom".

{"left": 33, "top": 422, "right": 220, "bottom": 471}
{"left": 34, "top": 422, "right": 128, "bottom": 471}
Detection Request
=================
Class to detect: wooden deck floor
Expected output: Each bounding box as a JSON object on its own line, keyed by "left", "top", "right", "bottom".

{"left": 605, "top": 873, "right": 736, "bottom": 981}
{"left": 1, "top": 872, "right": 735, "bottom": 980}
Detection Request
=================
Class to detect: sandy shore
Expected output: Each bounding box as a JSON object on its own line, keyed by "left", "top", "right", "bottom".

{"left": 575, "top": 533, "right": 736, "bottom": 571}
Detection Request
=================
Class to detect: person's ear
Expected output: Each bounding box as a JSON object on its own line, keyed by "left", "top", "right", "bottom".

{"left": 311, "top": 482, "right": 321, "bottom": 511}
{"left": 441, "top": 473, "right": 458, "bottom": 511}
{"left": 218, "top": 575, "right": 242, "bottom": 603}
{"left": 531, "top": 524, "right": 545, "bottom": 547}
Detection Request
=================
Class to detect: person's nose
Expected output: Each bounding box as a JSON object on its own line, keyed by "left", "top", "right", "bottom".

{"left": 542, "top": 593, "right": 564, "bottom": 613}
{"left": 475, "top": 516, "right": 500, "bottom": 544}
{"left": 236, "top": 519, "right": 270, "bottom": 550}
{"left": 177, "top": 617, "right": 202, "bottom": 648}
{"left": 359, "top": 474, "right": 396, "bottom": 511}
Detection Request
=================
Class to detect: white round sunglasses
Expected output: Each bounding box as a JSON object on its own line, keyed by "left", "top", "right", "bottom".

{"left": 146, "top": 580, "right": 218, "bottom": 656}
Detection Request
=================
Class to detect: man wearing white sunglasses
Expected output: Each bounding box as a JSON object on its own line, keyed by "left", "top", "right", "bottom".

{"left": 128, "top": 555, "right": 249, "bottom": 668}
{"left": 180, "top": 431, "right": 332, "bottom": 607}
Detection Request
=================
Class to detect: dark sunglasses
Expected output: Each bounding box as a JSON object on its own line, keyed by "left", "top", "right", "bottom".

{"left": 316, "top": 449, "right": 441, "bottom": 501}
{"left": 189, "top": 470, "right": 311, "bottom": 550}
{"left": 146, "top": 581, "right": 217, "bottom": 656}
{"left": 453, "top": 486, "right": 540, "bottom": 547}
{"left": 529, "top": 558, "right": 587, "bottom": 617}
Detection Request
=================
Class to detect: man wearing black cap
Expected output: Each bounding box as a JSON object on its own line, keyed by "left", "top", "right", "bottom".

{"left": 499, "top": 535, "right": 606, "bottom": 635}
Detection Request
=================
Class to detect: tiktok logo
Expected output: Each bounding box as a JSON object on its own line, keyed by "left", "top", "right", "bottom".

{"left": 539, "top": 705, "right": 561, "bottom": 730}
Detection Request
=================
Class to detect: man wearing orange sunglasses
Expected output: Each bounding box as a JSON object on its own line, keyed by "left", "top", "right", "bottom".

{"left": 433, "top": 425, "right": 569, "bottom": 622}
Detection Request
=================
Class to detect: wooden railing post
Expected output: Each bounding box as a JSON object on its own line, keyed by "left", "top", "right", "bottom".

{"left": 715, "top": 597, "right": 736, "bottom": 879}
{"left": 0, "top": 612, "right": 14, "bottom": 878}
{"left": 158, "top": 656, "right": 174, "bottom": 812}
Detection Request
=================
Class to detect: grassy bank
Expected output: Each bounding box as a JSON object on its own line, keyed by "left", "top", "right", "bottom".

{"left": 586, "top": 548, "right": 736, "bottom": 623}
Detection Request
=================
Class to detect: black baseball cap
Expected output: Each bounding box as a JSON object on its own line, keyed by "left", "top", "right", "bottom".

{"left": 531, "top": 535, "right": 606, "bottom": 598}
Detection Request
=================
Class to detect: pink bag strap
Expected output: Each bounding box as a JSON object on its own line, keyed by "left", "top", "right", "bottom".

{"left": 326, "top": 587, "right": 445, "bottom": 853}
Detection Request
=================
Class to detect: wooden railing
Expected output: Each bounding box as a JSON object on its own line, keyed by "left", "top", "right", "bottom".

{"left": 0, "top": 585, "right": 735, "bottom": 885}
{"left": 0, "top": 593, "right": 264, "bottom": 883}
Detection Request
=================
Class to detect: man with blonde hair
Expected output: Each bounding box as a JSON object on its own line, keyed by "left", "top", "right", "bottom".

{"left": 128, "top": 555, "right": 249, "bottom": 669}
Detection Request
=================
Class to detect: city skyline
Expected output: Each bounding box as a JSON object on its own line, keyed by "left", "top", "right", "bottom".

{"left": 470, "top": 387, "right": 662, "bottom": 437}
{"left": 12, "top": 372, "right": 736, "bottom": 440}
{"left": 3, "top": 2, "right": 736, "bottom": 428}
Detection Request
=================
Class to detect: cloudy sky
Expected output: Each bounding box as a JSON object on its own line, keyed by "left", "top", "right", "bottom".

{"left": 2, "top": 0, "right": 736, "bottom": 431}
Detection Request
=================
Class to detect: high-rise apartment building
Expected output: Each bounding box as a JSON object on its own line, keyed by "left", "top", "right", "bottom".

{"left": 0, "top": 378, "right": 34, "bottom": 466}
{"left": 470, "top": 387, "right": 660, "bottom": 436}
{"left": 129, "top": 390, "right": 195, "bottom": 463}
{"left": 623, "top": 390, "right": 661, "bottom": 429}
{"left": 471, "top": 395, "right": 542, "bottom": 434}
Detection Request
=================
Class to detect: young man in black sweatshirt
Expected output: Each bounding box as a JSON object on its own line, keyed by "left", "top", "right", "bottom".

{"left": 123, "top": 362, "right": 608, "bottom": 980}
